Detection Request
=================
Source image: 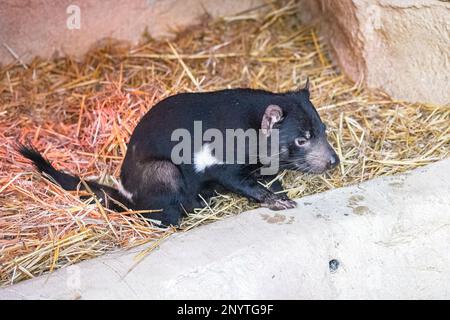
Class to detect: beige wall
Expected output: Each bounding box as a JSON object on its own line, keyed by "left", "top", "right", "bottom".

{"left": 0, "top": 0, "right": 263, "bottom": 64}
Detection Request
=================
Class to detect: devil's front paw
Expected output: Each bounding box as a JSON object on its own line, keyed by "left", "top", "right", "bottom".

{"left": 262, "top": 195, "right": 297, "bottom": 211}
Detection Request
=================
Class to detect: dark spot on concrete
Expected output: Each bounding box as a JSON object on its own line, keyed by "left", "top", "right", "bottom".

{"left": 329, "top": 259, "right": 340, "bottom": 273}
{"left": 304, "top": 202, "right": 312, "bottom": 206}
{"left": 260, "top": 213, "right": 287, "bottom": 224}
{"left": 315, "top": 213, "right": 331, "bottom": 221}
{"left": 348, "top": 194, "right": 365, "bottom": 207}
{"left": 389, "top": 181, "right": 404, "bottom": 188}
{"left": 347, "top": 194, "right": 373, "bottom": 215}
{"left": 353, "top": 205, "right": 370, "bottom": 215}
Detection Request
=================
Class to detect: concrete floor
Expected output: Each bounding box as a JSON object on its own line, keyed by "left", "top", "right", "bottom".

{"left": 1, "top": 159, "right": 450, "bottom": 299}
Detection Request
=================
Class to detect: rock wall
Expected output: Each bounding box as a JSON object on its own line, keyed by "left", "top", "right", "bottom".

{"left": 299, "top": 0, "right": 450, "bottom": 105}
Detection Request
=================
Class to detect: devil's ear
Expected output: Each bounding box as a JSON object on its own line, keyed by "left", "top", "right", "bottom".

{"left": 303, "top": 77, "right": 310, "bottom": 91}
{"left": 293, "top": 77, "right": 310, "bottom": 99}
{"left": 261, "top": 104, "right": 283, "bottom": 137}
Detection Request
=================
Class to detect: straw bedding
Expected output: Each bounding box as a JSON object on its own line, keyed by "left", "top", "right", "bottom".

{"left": 0, "top": 0, "right": 448, "bottom": 286}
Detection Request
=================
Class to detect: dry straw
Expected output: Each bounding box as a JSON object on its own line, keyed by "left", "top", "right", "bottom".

{"left": 0, "top": 0, "right": 448, "bottom": 286}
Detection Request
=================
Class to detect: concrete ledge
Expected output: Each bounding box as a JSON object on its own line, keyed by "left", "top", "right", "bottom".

{"left": 1, "top": 159, "right": 450, "bottom": 299}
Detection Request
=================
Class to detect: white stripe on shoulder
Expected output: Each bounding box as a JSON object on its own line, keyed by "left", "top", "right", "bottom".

{"left": 117, "top": 180, "right": 134, "bottom": 202}
{"left": 194, "top": 143, "right": 223, "bottom": 173}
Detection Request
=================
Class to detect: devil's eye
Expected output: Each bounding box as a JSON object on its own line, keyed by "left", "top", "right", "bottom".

{"left": 295, "top": 137, "right": 308, "bottom": 147}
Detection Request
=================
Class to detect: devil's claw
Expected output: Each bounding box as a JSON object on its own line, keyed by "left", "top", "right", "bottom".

{"left": 263, "top": 197, "right": 297, "bottom": 211}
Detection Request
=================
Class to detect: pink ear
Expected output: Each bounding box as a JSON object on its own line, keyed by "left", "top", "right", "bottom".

{"left": 261, "top": 104, "right": 283, "bottom": 136}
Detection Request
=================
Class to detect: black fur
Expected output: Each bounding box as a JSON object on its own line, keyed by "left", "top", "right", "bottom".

{"left": 18, "top": 145, "right": 132, "bottom": 211}
{"left": 19, "top": 87, "right": 338, "bottom": 227}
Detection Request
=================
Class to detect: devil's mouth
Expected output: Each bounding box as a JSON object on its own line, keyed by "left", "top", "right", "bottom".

{"left": 280, "top": 160, "right": 330, "bottom": 174}
{"left": 293, "top": 163, "right": 329, "bottom": 174}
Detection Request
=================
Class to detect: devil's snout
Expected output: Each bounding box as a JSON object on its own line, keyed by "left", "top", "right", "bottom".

{"left": 326, "top": 152, "right": 339, "bottom": 170}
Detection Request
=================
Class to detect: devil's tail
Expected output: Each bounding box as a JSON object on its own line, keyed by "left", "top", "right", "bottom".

{"left": 18, "top": 145, "right": 132, "bottom": 211}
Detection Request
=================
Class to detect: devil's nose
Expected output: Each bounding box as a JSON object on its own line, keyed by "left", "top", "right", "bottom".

{"left": 327, "top": 154, "right": 339, "bottom": 169}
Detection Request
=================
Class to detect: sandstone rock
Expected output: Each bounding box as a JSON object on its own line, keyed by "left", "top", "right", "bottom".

{"left": 299, "top": 0, "right": 450, "bottom": 105}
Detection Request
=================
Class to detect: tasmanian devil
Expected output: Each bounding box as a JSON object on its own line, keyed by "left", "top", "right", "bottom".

{"left": 19, "top": 80, "right": 339, "bottom": 227}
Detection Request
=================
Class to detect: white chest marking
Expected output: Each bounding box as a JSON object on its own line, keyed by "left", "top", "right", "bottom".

{"left": 117, "top": 180, "right": 134, "bottom": 202}
{"left": 194, "top": 144, "right": 223, "bottom": 173}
